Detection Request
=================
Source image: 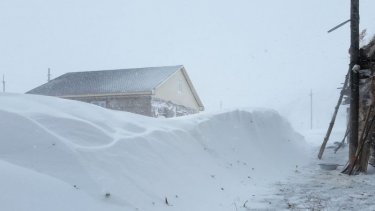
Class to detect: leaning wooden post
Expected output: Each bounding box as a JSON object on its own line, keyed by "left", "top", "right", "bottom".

{"left": 318, "top": 72, "right": 349, "bottom": 159}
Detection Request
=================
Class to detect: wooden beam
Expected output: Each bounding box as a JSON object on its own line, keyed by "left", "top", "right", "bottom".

{"left": 327, "top": 19, "right": 351, "bottom": 33}
{"left": 318, "top": 71, "right": 349, "bottom": 159}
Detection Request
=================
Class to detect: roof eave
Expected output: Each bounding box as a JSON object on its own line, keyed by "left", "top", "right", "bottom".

{"left": 57, "top": 91, "right": 153, "bottom": 98}
{"left": 179, "top": 67, "right": 205, "bottom": 109}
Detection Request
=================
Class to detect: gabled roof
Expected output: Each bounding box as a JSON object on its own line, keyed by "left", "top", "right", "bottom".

{"left": 179, "top": 66, "right": 204, "bottom": 110}
{"left": 27, "top": 65, "right": 183, "bottom": 96}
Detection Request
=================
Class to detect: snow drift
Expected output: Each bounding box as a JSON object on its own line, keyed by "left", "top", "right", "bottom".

{"left": 0, "top": 93, "right": 308, "bottom": 211}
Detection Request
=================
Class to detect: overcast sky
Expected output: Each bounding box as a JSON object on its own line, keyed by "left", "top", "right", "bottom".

{"left": 1, "top": 0, "right": 375, "bottom": 130}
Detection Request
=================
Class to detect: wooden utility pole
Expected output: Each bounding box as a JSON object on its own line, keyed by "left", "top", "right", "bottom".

{"left": 310, "top": 89, "right": 313, "bottom": 130}
{"left": 344, "top": 0, "right": 360, "bottom": 174}
{"left": 2, "top": 74, "right": 5, "bottom": 92}
{"left": 48, "top": 68, "right": 51, "bottom": 82}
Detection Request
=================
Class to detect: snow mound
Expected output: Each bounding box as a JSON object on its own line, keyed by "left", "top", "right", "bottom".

{"left": 0, "top": 93, "right": 308, "bottom": 211}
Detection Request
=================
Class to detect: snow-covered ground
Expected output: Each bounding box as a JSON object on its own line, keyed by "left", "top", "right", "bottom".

{"left": 248, "top": 128, "right": 375, "bottom": 210}
{"left": 1, "top": 93, "right": 373, "bottom": 211}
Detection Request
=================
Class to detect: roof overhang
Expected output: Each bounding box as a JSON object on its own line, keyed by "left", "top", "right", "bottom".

{"left": 179, "top": 66, "right": 205, "bottom": 111}
{"left": 58, "top": 91, "right": 153, "bottom": 99}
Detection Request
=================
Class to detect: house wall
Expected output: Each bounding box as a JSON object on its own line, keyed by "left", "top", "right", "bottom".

{"left": 151, "top": 97, "right": 197, "bottom": 118}
{"left": 63, "top": 94, "right": 197, "bottom": 118}
{"left": 154, "top": 70, "right": 200, "bottom": 111}
{"left": 64, "top": 95, "right": 152, "bottom": 116}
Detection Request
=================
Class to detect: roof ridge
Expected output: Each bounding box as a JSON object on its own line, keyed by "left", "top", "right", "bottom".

{"left": 66, "top": 65, "right": 183, "bottom": 74}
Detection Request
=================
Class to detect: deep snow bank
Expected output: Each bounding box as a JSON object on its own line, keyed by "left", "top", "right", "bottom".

{"left": 0, "top": 93, "right": 308, "bottom": 211}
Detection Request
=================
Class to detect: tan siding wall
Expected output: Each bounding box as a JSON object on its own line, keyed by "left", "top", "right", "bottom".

{"left": 154, "top": 70, "right": 199, "bottom": 110}
{"left": 65, "top": 95, "right": 153, "bottom": 116}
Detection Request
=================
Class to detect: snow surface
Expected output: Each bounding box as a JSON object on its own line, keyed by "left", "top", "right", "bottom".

{"left": 0, "top": 93, "right": 309, "bottom": 211}
{"left": 248, "top": 129, "right": 375, "bottom": 210}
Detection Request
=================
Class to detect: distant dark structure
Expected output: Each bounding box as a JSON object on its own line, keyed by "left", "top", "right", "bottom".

{"left": 27, "top": 65, "right": 204, "bottom": 118}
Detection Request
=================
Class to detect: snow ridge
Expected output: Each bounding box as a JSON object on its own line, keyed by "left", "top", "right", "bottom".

{"left": 0, "top": 94, "right": 308, "bottom": 211}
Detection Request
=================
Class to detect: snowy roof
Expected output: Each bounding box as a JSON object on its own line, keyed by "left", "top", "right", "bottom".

{"left": 27, "top": 65, "right": 184, "bottom": 96}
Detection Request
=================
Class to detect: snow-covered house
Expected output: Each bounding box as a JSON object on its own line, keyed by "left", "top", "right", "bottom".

{"left": 26, "top": 65, "right": 204, "bottom": 117}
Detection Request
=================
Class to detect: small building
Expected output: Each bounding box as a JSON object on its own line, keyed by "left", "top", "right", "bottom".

{"left": 26, "top": 65, "right": 204, "bottom": 117}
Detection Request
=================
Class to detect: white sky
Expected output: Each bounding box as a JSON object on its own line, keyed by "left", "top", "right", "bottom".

{"left": 1, "top": 0, "right": 375, "bottom": 130}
